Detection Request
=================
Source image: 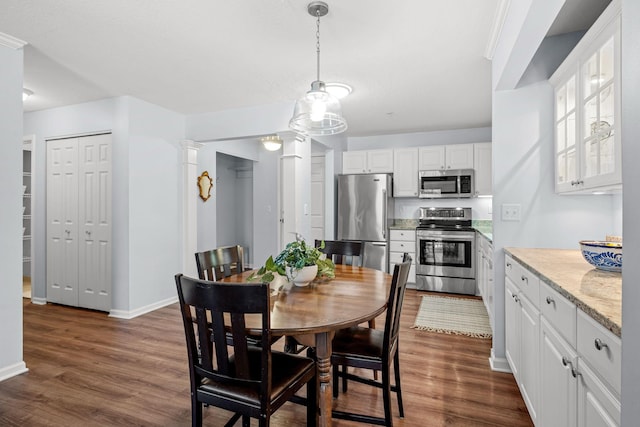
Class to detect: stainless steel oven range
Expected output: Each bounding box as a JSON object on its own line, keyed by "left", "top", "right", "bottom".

{"left": 415, "top": 207, "right": 476, "bottom": 295}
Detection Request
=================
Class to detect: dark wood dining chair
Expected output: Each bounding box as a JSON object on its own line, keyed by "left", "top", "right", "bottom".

{"left": 315, "top": 239, "right": 363, "bottom": 267}
{"left": 196, "top": 245, "right": 280, "bottom": 348}
{"left": 175, "top": 274, "right": 318, "bottom": 427}
{"left": 195, "top": 245, "right": 244, "bottom": 281}
{"left": 330, "top": 255, "right": 412, "bottom": 427}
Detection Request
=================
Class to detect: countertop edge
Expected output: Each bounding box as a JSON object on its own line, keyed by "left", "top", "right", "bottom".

{"left": 505, "top": 248, "right": 621, "bottom": 337}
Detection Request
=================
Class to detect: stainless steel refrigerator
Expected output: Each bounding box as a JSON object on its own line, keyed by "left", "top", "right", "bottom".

{"left": 337, "top": 174, "right": 394, "bottom": 272}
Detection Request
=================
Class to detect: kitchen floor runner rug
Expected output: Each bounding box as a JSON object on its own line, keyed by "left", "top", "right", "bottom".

{"left": 411, "top": 295, "right": 492, "bottom": 339}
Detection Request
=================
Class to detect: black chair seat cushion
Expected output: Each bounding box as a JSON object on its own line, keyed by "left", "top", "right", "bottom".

{"left": 199, "top": 348, "right": 315, "bottom": 407}
{"left": 331, "top": 326, "right": 384, "bottom": 362}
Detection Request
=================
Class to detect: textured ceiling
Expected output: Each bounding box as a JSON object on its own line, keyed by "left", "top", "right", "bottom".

{"left": 1, "top": 0, "right": 602, "bottom": 137}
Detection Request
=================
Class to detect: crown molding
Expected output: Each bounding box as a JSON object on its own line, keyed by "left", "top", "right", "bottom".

{"left": 484, "top": 0, "right": 510, "bottom": 60}
{"left": 0, "top": 32, "right": 28, "bottom": 49}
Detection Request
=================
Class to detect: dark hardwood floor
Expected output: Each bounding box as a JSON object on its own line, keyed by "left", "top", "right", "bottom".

{"left": 0, "top": 290, "right": 532, "bottom": 426}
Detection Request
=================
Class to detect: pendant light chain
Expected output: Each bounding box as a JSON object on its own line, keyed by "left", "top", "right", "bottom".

{"left": 316, "top": 9, "right": 321, "bottom": 82}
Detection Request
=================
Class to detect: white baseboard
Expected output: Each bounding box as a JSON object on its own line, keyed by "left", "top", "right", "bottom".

{"left": 0, "top": 361, "right": 28, "bottom": 382}
{"left": 489, "top": 349, "right": 512, "bottom": 373}
{"left": 31, "top": 297, "right": 47, "bottom": 305}
{"left": 109, "top": 295, "right": 178, "bottom": 319}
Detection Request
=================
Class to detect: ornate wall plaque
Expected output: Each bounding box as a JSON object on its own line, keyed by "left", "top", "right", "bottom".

{"left": 197, "top": 171, "right": 213, "bottom": 202}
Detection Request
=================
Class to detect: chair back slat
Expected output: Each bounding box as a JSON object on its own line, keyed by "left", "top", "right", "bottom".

{"left": 384, "top": 255, "right": 412, "bottom": 360}
{"left": 195, "top": 245, "right": 245, "bottom": 281}
{"left": 315, "top": 240, "right": 363, "bottom": 267}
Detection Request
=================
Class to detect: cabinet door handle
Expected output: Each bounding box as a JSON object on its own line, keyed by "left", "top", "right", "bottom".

{"left": 65, "top": 229, "right": 70, "bottom": 234}
{"left": 521, "top": 275, "right": 528, "bottom": 284}
{"left": 513, "top": 294, "right": 520, "bottom": 303}
{"left": 506, "top": 262, "right": 512, "bottom": 268}
{"left": 546, "top": 296, "right": 554, "bottom": 305}
{"left": 562, "top": 357, "right": 581, "bottom": 378}
{"left": 594, "top": 338, "right": 609, "bottom": 351}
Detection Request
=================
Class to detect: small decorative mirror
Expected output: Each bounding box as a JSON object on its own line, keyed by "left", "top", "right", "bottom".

{"left": 197, "top": 171, "right": 213, "bottom": 202}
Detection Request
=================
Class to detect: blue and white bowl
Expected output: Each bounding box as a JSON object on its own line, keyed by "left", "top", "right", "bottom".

{"left": 579, "top": 240, "right": 622, "bottom": 272}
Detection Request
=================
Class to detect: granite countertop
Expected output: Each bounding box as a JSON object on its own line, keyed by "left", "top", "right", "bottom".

{"left": 389, "top": 219, "right": 493, "bottom": 241}
{"left": 389, "top": 219, "right": 419, "bottom": 230}
{"left": 505, "top": 247, "right": 621, "bottom": 337}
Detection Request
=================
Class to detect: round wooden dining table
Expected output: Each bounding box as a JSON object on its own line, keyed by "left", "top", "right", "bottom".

{"left": 219, "top": 263, "right": 392, "bottom": 427}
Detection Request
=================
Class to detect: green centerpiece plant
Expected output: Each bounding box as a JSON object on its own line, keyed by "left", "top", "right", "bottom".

{"left": 248, "top": 238, "right": 335, "bottom": 285}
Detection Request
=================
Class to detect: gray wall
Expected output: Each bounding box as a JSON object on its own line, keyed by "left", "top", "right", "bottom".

{"left": 23, "top": 96, "right": 185, "bottom": 315}
{"left": 0, "top": 44, "right": 26, "bottom": 379}
{"left": 621, "top": 0, "right": 640, "bottom": 423}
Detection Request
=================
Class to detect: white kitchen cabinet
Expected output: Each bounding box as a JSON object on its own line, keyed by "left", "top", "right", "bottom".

{"left": 418, "top": 144, "right": 473, "bottom": 171}
{"left": 342, "top": 149, "right": 393, "bottom": 174}
{"left": 577, "top": 360, "right": 621, "bottom": 427}
{"left": 550, "top": 1, "right": 621, "bottom": 194}
{"left": 392, "top": 147, "right": 419, "bottom": 197}
{"left": 473, "top": 143, "right": 492, "bottom": 196}
{"left": 46, "top": 134, "right": 113, "bottom": 312}
{"left": 388, "top": 229, "right": 416, "bottom": 284}
{"left": 476, "top": 233, "right": 493, "bottom": 331}
{"left": 504, "top": 255, "right": 540, "bottom": 424}
{"left": 540, "top": 317, "right": 578, "bottom": 427}
{"left": 505, "top": 252, "right": 621, "bottom": 427}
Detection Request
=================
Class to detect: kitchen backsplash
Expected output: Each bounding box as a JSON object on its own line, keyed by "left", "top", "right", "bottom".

{"left": 394, "top": 197, "right": 493, "bottom": 220}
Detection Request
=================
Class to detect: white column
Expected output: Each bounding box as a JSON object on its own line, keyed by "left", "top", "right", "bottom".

{"left": 181, "top": 140, "right": 202, "bottom": 278}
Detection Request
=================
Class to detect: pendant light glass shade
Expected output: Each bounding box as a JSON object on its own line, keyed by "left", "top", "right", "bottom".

{"left": 289, "top": 80, "right": 347, "bottom": 136}
{"left": 289, "top": 2, "right": 347, "bottom": 137}
{"left": 260, "top": 135, "right": 283, "bottom": 151}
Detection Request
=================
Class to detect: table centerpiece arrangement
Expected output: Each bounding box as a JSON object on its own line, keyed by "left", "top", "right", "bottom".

{"left": 248, "top": 237, "right": 335, "bottom": 287}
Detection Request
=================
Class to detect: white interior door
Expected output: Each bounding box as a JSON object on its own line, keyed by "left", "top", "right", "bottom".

{"left": 310, "top": 155, "right": 325, "bottom": 242}
{"left": 46, "top": 138, "right": 79, "bottom": 306}
{"left": 78, "top": 134, "right": 112, "bottom": 311}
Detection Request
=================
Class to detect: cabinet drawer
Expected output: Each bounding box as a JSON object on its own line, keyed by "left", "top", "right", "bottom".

{"left": 505, "top": 254, "right": 540, "bottom": 307}
{"left": 389, "top": 240, "right": 414, "bottom": 253}
{"left": 540, "top": 281, "right": 577, "bottom": 347}
{"left": 577, "top": 309, "right": 621, "bottom": 396}
{"left": 389, "top": 229, "right": 416, "bottom": 241}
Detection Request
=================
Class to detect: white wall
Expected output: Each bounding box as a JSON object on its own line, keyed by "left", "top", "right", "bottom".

{"left": 0, "top": 45, "right": 27, "bottom": 380}
{"left": 621, "top": 0, "right": 640, "bottom": 423}
{"left": 347, "top": 127, "right": 491, "bottom": 150}
{"left": 126, "top": 97, "right": 184, "bottom": 311}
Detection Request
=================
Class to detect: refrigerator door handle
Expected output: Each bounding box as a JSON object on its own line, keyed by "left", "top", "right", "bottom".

{"left": 382, "top": 188, "right": 387, "bottom": 239}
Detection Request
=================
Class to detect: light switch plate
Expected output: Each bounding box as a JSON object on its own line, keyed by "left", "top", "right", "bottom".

{"left": 502, "top": 204, "right": 521, "bottom": 221}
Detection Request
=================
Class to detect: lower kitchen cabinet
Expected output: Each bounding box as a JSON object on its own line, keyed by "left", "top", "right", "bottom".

{"left": 505, "top": 253, "right": 621, "bottom": 427}
{"left": 505, "top": 272, "right": 539, "bottom": 424}
{"left": 389, "top": 229, "right": 416, "bottom": 284}
{"left": 540, "top": 317, "right": 578, "bottom": 427}
{"left": 476, "top": 232, "right": 493, "bottom": 330}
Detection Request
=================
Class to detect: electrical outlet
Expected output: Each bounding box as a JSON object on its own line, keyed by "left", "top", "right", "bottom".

{"left": 502, "top": 204, "right": 521, "bottom": 221}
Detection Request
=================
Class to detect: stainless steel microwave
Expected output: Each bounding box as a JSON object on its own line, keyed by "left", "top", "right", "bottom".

{"left": 418, "top": 169, "right": 474, "bottom": 198}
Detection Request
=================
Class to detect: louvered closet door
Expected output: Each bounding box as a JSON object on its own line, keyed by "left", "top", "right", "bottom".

{"left": 78, "top": 134, "right": 112, "bottom": 311}
{"left": 47, "top": 138, "right": 80, "bottom": 306}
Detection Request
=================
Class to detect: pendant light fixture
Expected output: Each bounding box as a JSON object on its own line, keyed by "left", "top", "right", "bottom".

{"left": 289, "top": 1, "right": 347, "bottom": 136}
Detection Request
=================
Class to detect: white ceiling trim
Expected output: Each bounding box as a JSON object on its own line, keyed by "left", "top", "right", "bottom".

{"left": 484, "top": 0, "right": 511, "bottom": 60}
{"left": 0, "top": 32, "right": 27, "bottom": 49}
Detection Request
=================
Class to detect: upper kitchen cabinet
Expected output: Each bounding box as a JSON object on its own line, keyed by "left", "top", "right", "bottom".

{"left": 474, "top": 143, "right": 492, "bottom": 196}
{"left": 393, "top": 147, "right": 419, "bottom": 197}
{"left": 342, "top": 149, "right": 393, "bottom": 174}
{"left": 418, "top": 143, "right": 474, "bottom": 171}
{"left": 550, "top": 1, "right": 621, "bottom": 194}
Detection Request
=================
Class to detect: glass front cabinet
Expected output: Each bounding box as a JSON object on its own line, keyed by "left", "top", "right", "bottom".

{"left": 551, "top": 2, "right": 621, "bottom": 194}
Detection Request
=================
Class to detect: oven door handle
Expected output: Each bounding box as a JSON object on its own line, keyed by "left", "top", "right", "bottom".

{"left": 418, "top": 234, "right": 475, "bottom": 241}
